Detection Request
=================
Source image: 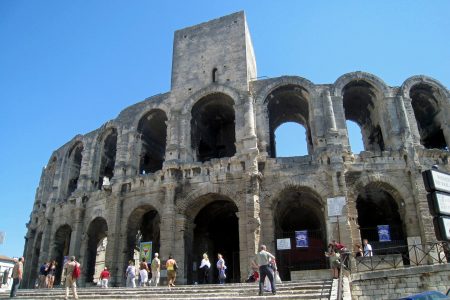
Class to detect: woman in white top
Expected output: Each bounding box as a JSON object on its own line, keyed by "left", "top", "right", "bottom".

{"left": 199, "top": 253, "right": 211, "bottom": 284}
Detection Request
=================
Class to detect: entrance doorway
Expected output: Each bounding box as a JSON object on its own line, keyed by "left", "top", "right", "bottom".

{"left": 53, "top": 225, "right": 72, "bottom": 284}
{"left": 188, "top": 196, "right": 240, "bottom": 284}
{"left": 274, "top": 187, "right": 327, "bottom": 280}
{"left": 84, "top": 217, "right": 108, "bottom": 284}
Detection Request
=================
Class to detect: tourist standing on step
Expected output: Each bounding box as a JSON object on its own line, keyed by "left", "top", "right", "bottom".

{"left": 150, "top": 253, "right": 160, "bottom": 286}
{"left": 216, "top": 253, "right": 226, "bottom": 284}
{"left": 10, "top": 257, "right": 24, "bottom": 298}
{"left": 126, "top": 260, "right": 137, "bottom": 288}
{"left": 63, "top": 256, "right": 80, "bottom": 300}
{"left": 46, "top": 260, "right": 56, "bottom": 289}
{"left": 99, "top": 267, "right": 110, "bottom": 288}
{"left": 166, "top": 255, "right": 178, "bottom": 288}
{"left": 253, "top": 245, "right": 276, "bottom": 296}
{"left": 139, "top": 258, "right": 149, "bottom": 287}
{"left": 38, "top": 262, "right": 48, "bottom": 288}
{"left": 363, "top": 239, "right": 373, "bottom": 256}
{"left": 199, "top": 253, "right": 211, "bottom": 284}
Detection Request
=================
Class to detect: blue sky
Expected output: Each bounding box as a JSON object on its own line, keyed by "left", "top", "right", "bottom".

{"left": 0, "top": 1, "right": 449, "bottom": 257}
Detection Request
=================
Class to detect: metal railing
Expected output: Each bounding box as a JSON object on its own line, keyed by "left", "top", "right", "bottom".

{"left": 336, "top": 252, "right": 349, "bottom": 300}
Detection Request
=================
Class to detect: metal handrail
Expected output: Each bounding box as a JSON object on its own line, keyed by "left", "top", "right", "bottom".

{"left": 336, "top": 252, "right": 349, "bottom": 300}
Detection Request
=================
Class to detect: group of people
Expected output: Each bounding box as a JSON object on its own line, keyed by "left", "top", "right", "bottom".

{"left": 37, "top": 260, "right": 57, "bottom": 288}
{"left": 325, "top": 239, "right": 374, "bottom": 279}
{"left": 125, "top": 252, "right": 162, "bottom": 288}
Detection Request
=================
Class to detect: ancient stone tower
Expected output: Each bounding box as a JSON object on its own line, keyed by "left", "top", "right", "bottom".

{"left": 23, "top": 11, "right": 450, "bottom": 287}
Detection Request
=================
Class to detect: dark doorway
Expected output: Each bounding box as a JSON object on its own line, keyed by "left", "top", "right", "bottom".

{"left": 53, "top": 225, "right": 72, "bottom": 284}
{"left": 67, "top": 143, "right": 83, "bottom": 197}
{"left": 274, "top": 188, "right": 327, "bottom": 280}
{"left": 85, "top": 218, "right": 108, "bottom": 284}
{"left": 126, "top": 207, "right": 161, "bottom": 263}
{"left": 191, "top": 93, "right": 236, "bottom": 162}
{"left": 29, "top": 232, "right": 42, "bottom": 288}
{"left": 98, "top": 129, "right": 117, "bottom": 189}
{"left": 189, "top": 199, "right": 240, "bottom": 284}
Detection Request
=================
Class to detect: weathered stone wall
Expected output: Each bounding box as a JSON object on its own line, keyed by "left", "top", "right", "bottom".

{"left": 351, "top": 264, "right": 450, "bottom": 299}
{"left": 22, "top": 11, "right": 450, "bottom": 292}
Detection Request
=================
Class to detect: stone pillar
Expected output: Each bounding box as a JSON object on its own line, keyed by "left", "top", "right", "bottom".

{"left": 323, "top": 90, "right": 337, "bottom": 132}
{"left": 165, "top": 110, "right": 181, "bottom": 161}
{"left": 172, "top": 214, "right": 188, "bottom": 284}
{"left": 441, "top": 124, "right": 450, "bottom": 149}
{"left": 397, "top": 96, "right": 413, "bottom": 146}
{"left": 69, "top": 200, "right": 85, "bottom": 259}
{"left": 77, "top": 142, "right": 92, "bottom": 191}
{"left": 22, "top": 231, "right": 35, "bottom": 288}
{"left": 108, "top": 196, "right": 125, "bottom": 287}
{"left": 239, "top": 93, "right": 258, "bottom": 153}
{"left": 160, "top": 184, "right": 176, "bottom": 259}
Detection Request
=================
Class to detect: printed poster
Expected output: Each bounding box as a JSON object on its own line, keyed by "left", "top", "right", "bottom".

{"left": 295, "top": 230, "right": 309, "bottom": 248}
{"left": 140, "top": 241, "right": 152, "bottom": 261}
{"left": 377, "top": 225, "right": 391, "bottom": 242}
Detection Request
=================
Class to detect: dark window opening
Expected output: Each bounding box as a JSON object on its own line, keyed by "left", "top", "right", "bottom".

{"left": 85, "top": 218, "right": 108, "bottom": 283}
{"left": 410, "top": 84, "right": 447, "bottom": 150}
{"left": 267, "top": 85, "right": 312, "bottom": 158}
{"left": 98, "top": 129, "right": 117, "bottom": 189}
{"left": 191, "top": 93, "right": 236, "bottom": 162}
{"left": 343, "top": 81, "right": 384, "bottom": 152}
{"left": 138, "top": 110, "right": 167, "bottom": 174}
{"left": 346, "top": 120, "right": 364, "bottom": 153}
{"left": 67, "top": 143, "right": 83, "bottom": 196}
{"left": 212, "top": 68, "right": 218, "bottom": 83}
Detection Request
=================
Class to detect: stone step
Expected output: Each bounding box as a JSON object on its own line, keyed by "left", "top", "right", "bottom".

{"left": 0, "top": 280, "right": 332, "bottom": 299}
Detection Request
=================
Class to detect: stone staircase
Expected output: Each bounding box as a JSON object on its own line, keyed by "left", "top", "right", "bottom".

{"left": 0, "top": 279, "right": 333, "bottom": 299}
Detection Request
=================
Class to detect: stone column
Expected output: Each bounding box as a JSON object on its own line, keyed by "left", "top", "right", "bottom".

{"left": 160, "top": 184, "right": 176, "bottom": 259}
{"left": 69, "top": 199, "right": 85, "bottom": 259}
{"left": 108, "top": 196, "right": 125, "bottom": 287}
{"left": 172, "top": 214, "right": 189, "bottom": 284}
{"left": 165, "top": 110, "right": 181, "bottom": 161}
{"left": 77, "top": 142, "right": 92, "bottom": 191}
{"left": 323, "top": 90, "right": 337, "bottom": 132}
{"left": 239, "top": 93, "right": 258, "bottom": 153}
{"left": 397, "top": 96, "right": 413, "bottom": 146}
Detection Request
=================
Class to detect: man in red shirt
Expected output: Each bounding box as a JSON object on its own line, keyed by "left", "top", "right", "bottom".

{"left": 99, "top": 267, "right": 110, "bottom": 288}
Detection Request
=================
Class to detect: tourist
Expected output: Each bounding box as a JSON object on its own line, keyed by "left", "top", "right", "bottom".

{"left": 166, "top": 255, "right": 178, "bottom": 288}
{"left": 99, "top": 267, "right": 110, "bottom": 288}
{"left": 10, "top": 257, "right": 24, "bottom": 298}
{"left": 264, "top": 258, "right": 279, "bottom": 292}
{"left": 46, "top": 261, "right": 57, "bottom": 289}
{"left": 150, "top": 253, "right": 160, "bottom": 287}
{"left": 199, "top": 253, "right": 211, "bottom": 284}
{"left": 325, "top": 247, "right": 340, "bottom": 279}
{"left": 252, "top": 245, "right": 276, "bottom": 296}
{"left": 38, "top": 262, "right": 48, "bottom": 288}
{"left": 126, "top": 260, "right": 136, "bottom": 288}
{"left": 139, "top": 257, "right": 149, "bottom": 287}
{"left": 363, "top": 239, "right": 373, "bottom": 256}
{"left": 354, "top": 244, "right": 363, "bottom": 257}
{"left": 63, "top": 256, "right": 80, "bottom": 300}
{"left": 216, "top": 253, "right": 226, "bottom": 284}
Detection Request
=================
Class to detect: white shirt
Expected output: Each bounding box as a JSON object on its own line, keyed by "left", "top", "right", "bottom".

{"left": 364, "top": 243, "right": 373, "bottom": 256}
{"left": 199, "top": 259, "right": 211, "bottom": 269}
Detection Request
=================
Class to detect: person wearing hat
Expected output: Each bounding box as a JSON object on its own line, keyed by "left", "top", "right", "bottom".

{"left": 150, "top": 253, "right": 160, "bottom": 287}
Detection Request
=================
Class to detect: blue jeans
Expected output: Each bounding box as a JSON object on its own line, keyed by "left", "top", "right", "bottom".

{"left": 259, "top": 265, "right": 275, "bottom": 294}
{"left": 10, "top": 278, "right": 20, "bottom": 298}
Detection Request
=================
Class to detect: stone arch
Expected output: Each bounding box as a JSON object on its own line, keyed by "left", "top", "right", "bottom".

{"left": 84, "top": 217, "right": 108, "bottom": 284}
{"left": 254, "top": 76, "right": 317, "bottom": 105}
{"left": 181, "top": 84, "right": 241, "bottom": 115}
{"left": 401, "top": 76, "right": 449, "bottom": 150}
{"left": 93, "top": 125, "right": 118, "bottom": 189}
{"left": 332, "top": 71, "right": 390, "bottom": 98}
{"left": 52, "top": 224, "right": 72, "bottom": 284}
{"left": 65, "top": 140, "right": 84, "bottom": 197}
{"left": 136, "top": 109, "right": 168, "bottom": 174}
{"left": 336, "top": 75, "right": 386, "bottom": 152}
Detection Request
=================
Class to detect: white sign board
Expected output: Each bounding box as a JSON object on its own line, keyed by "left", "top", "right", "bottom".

{"left": 438, "top": 217, "right": 450, "bottom": 241}
{"left": 277, "top": 238, "right": 291, "bottom": 250}
{"left": 434, "top": 192, "right": 450, "bottom": 216}
{"left": 425, "top": 170, "right": 450, "bottom": 193}
{"left": 327, "top": 197, "right": 346, "bottom": 217}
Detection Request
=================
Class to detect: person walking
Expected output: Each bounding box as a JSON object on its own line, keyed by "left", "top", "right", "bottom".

{"left": 139, "top": 258, "right": 149, "bottom": 287}
{"left": 99, "top": 267, "right": 110, "bottom": 288}
{"left": 166, "top": 255, "right": 177, "bottom": 288}
{"left": 63, "top": 256, "right": 80, "bottom": 300}
{"left": 216, "top": 254, "right": 226, "bottom": 284}
{"left": 10, "top": 257, "right": 24, "bottom": 298}
{"left": 46, "top": 261, "right": 56, "bottom": 289}
{"left": 126, "top": 260, "right": 136, "bottom": 288}
{"left": 38, "top": 262, "right": 48, "bottom": 288}
{"left": 253, "top": 245, "right": 276, "bottom": 296}
{"left": 199, "top": 253, "right": 211, "bottom": 284}
{"left": 150, "top": 253, "right": 160, "bottom": 287}
{"left": 363, "top": 239, "right": 373, "bottom": 256}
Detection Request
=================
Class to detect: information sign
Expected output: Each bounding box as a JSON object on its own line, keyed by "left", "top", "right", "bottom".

{"left": 327, "top": 197, "right": 346, "bottom": 217}
{"left": 295, "top": 230, "right": 309, "bottom": 248}
{"left": 277, "top": 238, "right": 291, "bottom": 250}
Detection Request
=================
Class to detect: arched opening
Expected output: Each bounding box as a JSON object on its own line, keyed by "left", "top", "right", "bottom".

{"left": 28, "top": 231, "right": 42, "bottom": 288}
{"left": 266, "top": 85, "right": 312, "bottom": 158}
{"left": 410, "top": 84, "right": 448, "bottom": 150}
{"left": 274, "top": 187, "right": 327, "bottom": 280}
{"left": 346, "top": 120, "right": 365, "bottom": 153}
{"left": 274, "top": 122, "right": 308, "bottom": 157}
{"left": 84, "top": 217, "right": 108, "bottom": 284}
{"left": 66, "top": 143, "right": 83, "bottom": 197}
{"left": 126, "top": 206, "right": 161, "bottom": 266}
{"left": 53, "top": 225, "right": 72, "bottom": 284}
{"left": 356, "top": 183, "right": 406, "bottom": 253}
{"left": 137, "top": 110, "right": 167, "bottom": 174}
{"left": 212, "top": 68, "right": 218, "bottom": 83}
{"left": 97, "top": 129, "right": 117, "bottom": 189}
{"left": 191, "top": 93, "right": 236, "bottom": 162}
{"left": 187, "top": 195, "right": 240, "bottom": 284}
{"left": 342, "top": 81, "right": 384, "bottom": 152}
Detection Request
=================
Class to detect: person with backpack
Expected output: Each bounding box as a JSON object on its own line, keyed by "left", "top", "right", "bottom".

{"left": 63, "top": 256, "right": 80, "bottom": 300}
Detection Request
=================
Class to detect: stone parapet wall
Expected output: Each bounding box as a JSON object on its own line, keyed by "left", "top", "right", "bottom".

{"left": 351, "top": 264, "right": 450, "bottom": 299}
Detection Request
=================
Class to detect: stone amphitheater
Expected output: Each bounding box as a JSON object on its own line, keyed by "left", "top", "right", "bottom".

{"left": 21, "top": 11, "right": 449, "bottom": 299}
